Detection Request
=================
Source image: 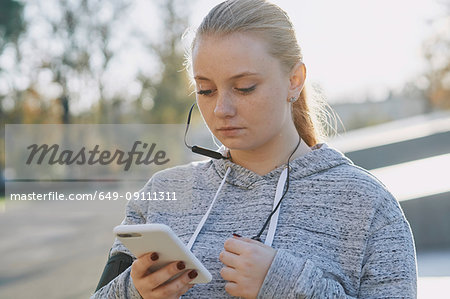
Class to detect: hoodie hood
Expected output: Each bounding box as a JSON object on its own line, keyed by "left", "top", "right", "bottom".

{"left": 212, "top": 143, "right": 353, "bottom": 189}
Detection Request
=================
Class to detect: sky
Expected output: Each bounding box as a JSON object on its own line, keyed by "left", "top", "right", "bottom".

{"left": 185, "top": 0, "right": 444, "bottom": 103}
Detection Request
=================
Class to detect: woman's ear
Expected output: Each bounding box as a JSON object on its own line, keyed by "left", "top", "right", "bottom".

{"left": 288, "top": 62, "right": 306, "bottom": 97}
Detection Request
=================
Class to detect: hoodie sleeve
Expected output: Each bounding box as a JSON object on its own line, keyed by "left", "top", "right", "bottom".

{"left": 90, "top": 267, "right": 142, "bottom": 299}
{"left": 257, "top": 217, "right": 417, "bottom": 299}
{"left": 90, "top": 180, "right": 153, "bottom": 298}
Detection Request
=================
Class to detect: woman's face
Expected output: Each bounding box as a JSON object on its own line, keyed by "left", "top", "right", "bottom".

{"left": 192, "top": 32, "right": 299, "bottom": 152}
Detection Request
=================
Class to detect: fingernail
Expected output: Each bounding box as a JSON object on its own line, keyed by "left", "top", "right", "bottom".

{"left": 188, "top": 270, "right": 198, "bottom": 279}
{"left": 232, "top": 233, "right": 242, "bottom": 237}
{"left": 177, "top": 261, "right": 186, "bottom": 270}
{"left": 150, "top": 252, "right": 159, "bottom": 261}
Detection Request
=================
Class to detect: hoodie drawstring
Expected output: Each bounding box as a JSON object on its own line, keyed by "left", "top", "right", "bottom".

{"left": 264, "top": 166, "right": 288, "bottom": 247}
{"left": 187, "top": 165, "right": 288, "bottom": 250}
{"left": 187, "top": 167, "right": 232, "bottom": 250}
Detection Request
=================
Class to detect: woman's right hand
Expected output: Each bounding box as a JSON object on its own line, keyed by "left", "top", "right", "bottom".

{"left": 130, "top": 252, "right": 198, "bottom": 299}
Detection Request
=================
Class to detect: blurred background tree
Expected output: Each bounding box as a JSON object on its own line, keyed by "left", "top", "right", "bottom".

{"left": 135, "top": 0, "right": 194, "bottom": 124}
{"left": 0, "top": 0, "right": 25, "bottom": 122}
{"left": 0, "top": 0, "right": 195, "bottom": 126}
{"left": 43, "top": 0, "right": 133, "bottom": 124}
{"left": 422, "top": 1, "right": 450, "bottom": 110}
{"left": 0, "top": 0, "right": 25, "bottom": 55}
{"left": 0, "top": 0, "right": 26, "bottom": 196}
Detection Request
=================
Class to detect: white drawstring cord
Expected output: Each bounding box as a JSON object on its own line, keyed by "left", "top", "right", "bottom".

{"left": 187, "top": 164, "right": 288, "bottom": 248}
{"left": 187, "top": 166, "right": 231, "bottom": 250}
{"left": 264, "top": 166, "right": 288, "bottom": 247}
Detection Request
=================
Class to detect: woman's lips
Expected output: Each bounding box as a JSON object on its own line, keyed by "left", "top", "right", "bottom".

{"left": 216, "top": 127, "right": 244, "bottom": 137}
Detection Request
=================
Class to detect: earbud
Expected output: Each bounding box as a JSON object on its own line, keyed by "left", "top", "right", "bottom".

{"left": 184, "top": 102, "right": 230, "bottom": 160}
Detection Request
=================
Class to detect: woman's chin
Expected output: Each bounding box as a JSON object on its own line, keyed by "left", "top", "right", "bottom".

{"left": 221, "top": 140, "right": 257, "bottom": 152}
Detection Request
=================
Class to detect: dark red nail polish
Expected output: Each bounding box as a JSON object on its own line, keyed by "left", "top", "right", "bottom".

{"left": 232, "top": 233, "right": 242, "bottom": 237}
{"left": 188, "top": 270, "right": 198, "bottom": 279}
{"left": 177, "top": 261, "right": 186, "bottom": 270}
{"left": 150, "top": 252, "right": 159, "bottom": 261}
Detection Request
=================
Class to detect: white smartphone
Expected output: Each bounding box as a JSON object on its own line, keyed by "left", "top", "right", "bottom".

{"left": 114, "top": 223, "right": 212, "bottom": 284}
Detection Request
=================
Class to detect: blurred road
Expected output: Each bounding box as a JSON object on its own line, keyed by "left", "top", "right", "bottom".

{"left": 0, "top": 198, "right": 127, "bottom": 298}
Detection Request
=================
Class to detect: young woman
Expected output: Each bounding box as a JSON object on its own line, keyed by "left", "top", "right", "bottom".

{"left": 92, "top": 0, "right": 417, "bottom": 298}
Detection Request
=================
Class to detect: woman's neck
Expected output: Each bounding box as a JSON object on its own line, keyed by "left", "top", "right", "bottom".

{"left": 228, "top": 136, "right": 312, "bottom": 176}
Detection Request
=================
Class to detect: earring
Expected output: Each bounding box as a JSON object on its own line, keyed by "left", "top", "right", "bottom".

{"left": 289, "top": 96, "right": 297, "bottom": 103}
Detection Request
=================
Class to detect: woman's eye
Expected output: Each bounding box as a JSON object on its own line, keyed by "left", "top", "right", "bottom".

{"left": 197, "top": 89, "right": 215, "bottom": 96}
{"left": 236, "top": 85, "right": 256, "bottom": 94}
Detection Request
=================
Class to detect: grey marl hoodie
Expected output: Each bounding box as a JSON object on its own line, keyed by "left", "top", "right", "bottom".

{"left": 91, "top": 143, "right": 417, "bottom": 298}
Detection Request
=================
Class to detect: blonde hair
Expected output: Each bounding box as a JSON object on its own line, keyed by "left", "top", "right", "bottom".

{"left": 186, "top": 0, "right": 336, "bottom": 146}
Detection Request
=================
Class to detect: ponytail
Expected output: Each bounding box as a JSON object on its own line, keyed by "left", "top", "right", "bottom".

{"left": 293, "top": 86, "right": 317, "bottom": 146}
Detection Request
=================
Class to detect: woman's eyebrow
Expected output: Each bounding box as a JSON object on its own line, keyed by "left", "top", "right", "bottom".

{"left": 194, "top": 71, "right": 260, "bottom": 81}
{"left": 194, "top": 75, "right": 210, "bottom": 81}
{"left": 229, "top": 71, "right": 260, "bottom": 80}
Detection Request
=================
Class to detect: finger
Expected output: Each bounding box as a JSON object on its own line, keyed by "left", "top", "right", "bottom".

{"left": 219, "top": 250, "right": 239, "bottom": 268}
{"left": 176, "top": 283, "right": 195, "bottom": 298}
{"left": 233, "top": 235, "right": 273, "bottom": 251}
{"left": 223, "top": 237, "right": 247, "bottom": 255}
{"left": 235, "top": 235, "right": 269, "bottom": 247}
{"left": 145, "top": 260, "right": 188, "bottom": 289}
{"left": 152, "top": 269, "right": 198, "bottom": 298}
{"left": 131, "top": 251, "right": 159, "bottom": 278}
{"left": 220, "top": 266, "right": 239, "bottom": 282}
{"left": 224, "top": 281, "right": 241, "bottom": 297}
{"left": 224, "top": 237, "right": 265, "bottom": 256}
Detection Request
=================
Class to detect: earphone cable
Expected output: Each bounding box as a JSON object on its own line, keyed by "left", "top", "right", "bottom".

{"left": 251, "top": 137, "right": 301, "bottom": 242}
{"left": 184, "top": 103, "right": 196, "bottom": 149}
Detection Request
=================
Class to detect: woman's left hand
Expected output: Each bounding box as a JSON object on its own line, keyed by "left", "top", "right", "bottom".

{"left": 219, "top": 235, "right": 276, "bottom": 299}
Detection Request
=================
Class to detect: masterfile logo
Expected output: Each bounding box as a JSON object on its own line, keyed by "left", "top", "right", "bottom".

{"left": 4, "top": 124, "right": 211, "bottom": 211}
{"left": 25, "top": 141, "right": 170, "bottom": 171}
{"left": 5, "top": 124, "right": 201, "bottom": 181}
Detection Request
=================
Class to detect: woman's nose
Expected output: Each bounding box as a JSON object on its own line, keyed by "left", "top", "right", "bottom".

{"left": 214, "top": 92, "right": 236, "bottom": 118}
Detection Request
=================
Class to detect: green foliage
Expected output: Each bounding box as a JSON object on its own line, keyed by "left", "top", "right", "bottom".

{"left": 0, "top": 0, "right": 25, "bottom": 55}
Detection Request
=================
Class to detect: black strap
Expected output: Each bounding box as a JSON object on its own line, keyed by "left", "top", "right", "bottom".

{"left": 95, "top": 252, "right": 133, "bottom": 292}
